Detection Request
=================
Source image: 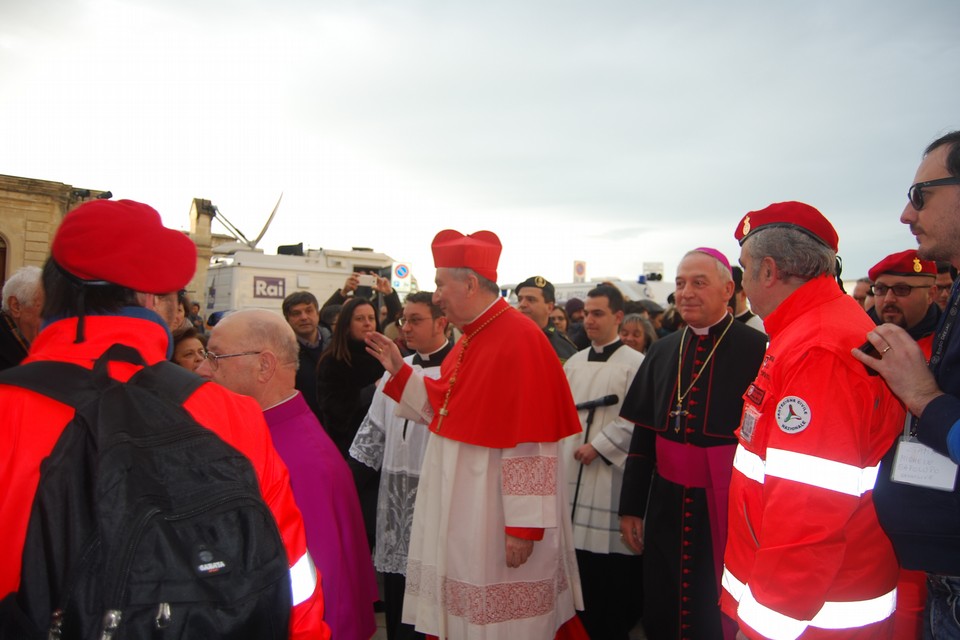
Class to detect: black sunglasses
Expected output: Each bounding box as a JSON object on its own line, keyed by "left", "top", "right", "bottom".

{"left": 908, "top": 177, "right": 960, "bottom": 210}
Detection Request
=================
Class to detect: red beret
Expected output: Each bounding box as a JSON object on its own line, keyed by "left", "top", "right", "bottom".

{"left": 52, "top": 199, "right": 197, "bottom": 294}
{"left": 431, "top": 229, "right": 502, "bottom": 283}
{"left": 735, "top": 201, "right": 839, "bottom": 253}
{"left": 868, "top": 249, "right": 936, "bottom": 282}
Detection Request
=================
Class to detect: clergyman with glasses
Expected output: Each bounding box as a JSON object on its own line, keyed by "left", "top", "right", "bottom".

{"left": 855, "top": 130, "right": 960, "bottom": 638}
{"left": 198, "top": 308, "right": 379, "bottom": 640}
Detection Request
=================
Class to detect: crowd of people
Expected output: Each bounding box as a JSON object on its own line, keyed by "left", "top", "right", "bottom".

{"left": 1, "top": 130, "right": 960, "bottom": 639}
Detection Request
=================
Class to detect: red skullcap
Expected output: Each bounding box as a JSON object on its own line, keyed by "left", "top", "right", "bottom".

{"left": 431, "top": 229, "right": 502, "bottom": 283}
{"left": 868, "top": 249, "right": 936, "bottom": 282}
{"left": 734, "top": 201, "right": 839, "bottom": 253}
{"left": 53, "top": 199, "right": 197, "bottom": 293}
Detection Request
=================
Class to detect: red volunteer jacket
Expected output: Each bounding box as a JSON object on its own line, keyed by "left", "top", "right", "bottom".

{"left": 720, "top": 277, "right": 904, "bottom": 640}
{"left": 0, "top": 312, "right": 329, "bottom": 640}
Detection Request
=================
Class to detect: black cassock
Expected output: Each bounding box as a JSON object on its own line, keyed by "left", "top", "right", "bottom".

{"left": 619, "top": 316, "right": 766, "bottom": 640}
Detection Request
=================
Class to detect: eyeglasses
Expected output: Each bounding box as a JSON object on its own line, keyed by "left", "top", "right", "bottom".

{"left": 870, "top": 283, "right": 932, "bottom": 297}
{"left": 200, "top": 350, "right": 262, "bottom": 370}
{"left": 397, "top": 315, "right": 430, "bottom": 327}
{"left": 908, "top": 177, "right": 960, "bottom": 210}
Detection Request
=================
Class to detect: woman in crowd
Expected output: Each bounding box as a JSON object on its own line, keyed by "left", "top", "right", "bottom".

{"left": 316, "top": 296, "right": 385, "bottom": 457}
{"left": 168, "top": 292, "right": 188, "bottom": 333}
{"left": 316, "top": 296, "right": 386, "bottom": 551}
{"left": 171, "top": 327, "right": 206, "bottom": 371}
{"left": 550, "top": 306, "right": 569, "bottom": 335}
{"left": 619, "top": 313, "right": 658, "bottom": 354}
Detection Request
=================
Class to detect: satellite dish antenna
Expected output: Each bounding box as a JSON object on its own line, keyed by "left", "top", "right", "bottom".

{"left": 211, "top": 193, "right": 283, "bottom": 254}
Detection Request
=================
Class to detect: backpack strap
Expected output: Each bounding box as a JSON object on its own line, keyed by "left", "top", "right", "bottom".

{"left": 0, "top": 343, "right": 148, "bottom": 407}
{"left": 0, "top": 344, "right": 206, "bottom": 409}
{"left": 95, "top": 343, "right": 206, "bottom": 405}
{"left": 0, "top": 360, "right": 97, "bottom": 409}
{"left": 130, "top": 360, "right": 207, "bottom": 406}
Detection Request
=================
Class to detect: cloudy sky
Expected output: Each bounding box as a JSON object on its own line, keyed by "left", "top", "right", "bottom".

{"left": 2, "top": 0, "right": 959, "bottom": 291}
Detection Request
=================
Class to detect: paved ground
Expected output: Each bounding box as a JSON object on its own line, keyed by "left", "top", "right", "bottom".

{"left": 371, "top": 612, "right": 386, "bottom": 640}
{"left": 370, "top": 612, "right": 648, "bottom": 639}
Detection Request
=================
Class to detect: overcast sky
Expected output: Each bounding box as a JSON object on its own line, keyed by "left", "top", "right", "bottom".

{"left": 2, "top": 0, "right": 959, "bottom": 291}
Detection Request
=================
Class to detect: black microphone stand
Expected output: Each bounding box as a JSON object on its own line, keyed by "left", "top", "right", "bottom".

{"left": 571, "top": 404, "right": 599, "bottom": 523}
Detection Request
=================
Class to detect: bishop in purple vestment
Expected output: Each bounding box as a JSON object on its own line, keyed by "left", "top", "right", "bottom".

{"left": 201, "top": 309, "right": 379, "bottom": 640}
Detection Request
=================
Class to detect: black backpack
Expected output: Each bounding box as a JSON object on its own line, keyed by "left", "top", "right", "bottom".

{"left": 0, "top": 344, "right": 292, "bottom": 639}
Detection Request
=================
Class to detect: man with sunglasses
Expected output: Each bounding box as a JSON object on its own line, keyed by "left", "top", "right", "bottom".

{"left": 869, "top": 250, "right": 941, "bottom": 357}
{"left": 855, "top": 130, "right": 960, "bottom": 638}
{"left": 863, "top": 250, "right": 941, "bottom": 637}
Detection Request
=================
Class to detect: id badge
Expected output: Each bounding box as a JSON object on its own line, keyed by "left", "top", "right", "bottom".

{"left": 740, "top": 406, "right": 760, "bottom": 444}
{"left": 891, "top": 437, "right": 959, "bottom": 492}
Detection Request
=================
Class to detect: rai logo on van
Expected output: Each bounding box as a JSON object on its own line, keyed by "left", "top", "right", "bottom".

{"left": 775, "top": 396, "right": 811, "bottom": 434}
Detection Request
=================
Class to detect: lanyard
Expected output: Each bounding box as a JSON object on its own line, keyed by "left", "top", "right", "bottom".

{"left": 930, "top": 279, "right": 960, "bottom": 375}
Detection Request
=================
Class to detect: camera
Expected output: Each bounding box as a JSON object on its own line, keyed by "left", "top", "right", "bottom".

{"left": 357, "top": 274, "right": 377, "bottom": 288}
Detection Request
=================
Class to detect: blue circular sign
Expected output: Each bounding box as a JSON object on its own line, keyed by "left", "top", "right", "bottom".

{"left": 395, "top": 264, "right": 409, "bottom": 278}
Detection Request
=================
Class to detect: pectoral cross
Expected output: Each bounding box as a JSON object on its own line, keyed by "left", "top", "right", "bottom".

{"left": 669, "top": 403, "right": 688, "bottom": 433}
{"left": 436, "top": 407, "right": 448, "bottom": 432}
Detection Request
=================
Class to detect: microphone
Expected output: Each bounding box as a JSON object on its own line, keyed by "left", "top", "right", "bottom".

{"left": 575, "top": 395, "right": 618, "bottom": 411}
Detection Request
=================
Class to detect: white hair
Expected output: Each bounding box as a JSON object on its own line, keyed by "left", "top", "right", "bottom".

{"left": 681, "top": 250, "right": 733, "bottom": 285}
{"left": 447, "top": 267, "right": 500, "bottom": 295}
{"left": 2, "top": 266, "right": 42, "bottom": 313}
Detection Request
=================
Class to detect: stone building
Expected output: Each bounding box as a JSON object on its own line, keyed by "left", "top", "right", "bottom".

{"left": 0, "top": 174, "right": 228, "bottom": 307}
{"left": 185, "top": 197, "right": 236, "bottom": 303}
{"left": 0, "top": 175, "right": 109, "bottom": 284}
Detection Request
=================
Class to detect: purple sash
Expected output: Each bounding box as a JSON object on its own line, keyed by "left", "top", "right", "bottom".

{"left": 656, "top": 438, "right": 738, "bottom": 640}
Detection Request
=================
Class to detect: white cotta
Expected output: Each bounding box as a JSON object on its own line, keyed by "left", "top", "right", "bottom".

{"left": 561, "top": 345, "right": 644, "bottom": 554}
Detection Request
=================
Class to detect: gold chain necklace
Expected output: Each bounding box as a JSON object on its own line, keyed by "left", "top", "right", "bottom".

{"left": 670, "top": 315, "right": 735, "bottom": 433}
{"left": 435, "top": 303, "right": 509, "bottom": 432}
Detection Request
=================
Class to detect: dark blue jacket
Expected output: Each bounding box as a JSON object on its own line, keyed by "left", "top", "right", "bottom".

{"left": 874, "top": 285, "right": 960, "bottom": 574}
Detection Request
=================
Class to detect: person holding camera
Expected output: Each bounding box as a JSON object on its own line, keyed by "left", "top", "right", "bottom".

{"left": 322, "top": 272, "right": 402, "bottom": 327}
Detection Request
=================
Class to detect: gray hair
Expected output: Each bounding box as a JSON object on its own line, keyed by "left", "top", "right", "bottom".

{"left": 620, "top": 313, "right": 658, "bottom": 351}
{"left": 743, "top": 227, "right": 836, "bottom": 282}
{"left": 2, "top": 266, "right": 42, "bottom": 313}
{"left": 447, "top": 268, "right": 500, "bottom": 295}
{"left": 682, "top": 250, "right": 733, "bottom": 285}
